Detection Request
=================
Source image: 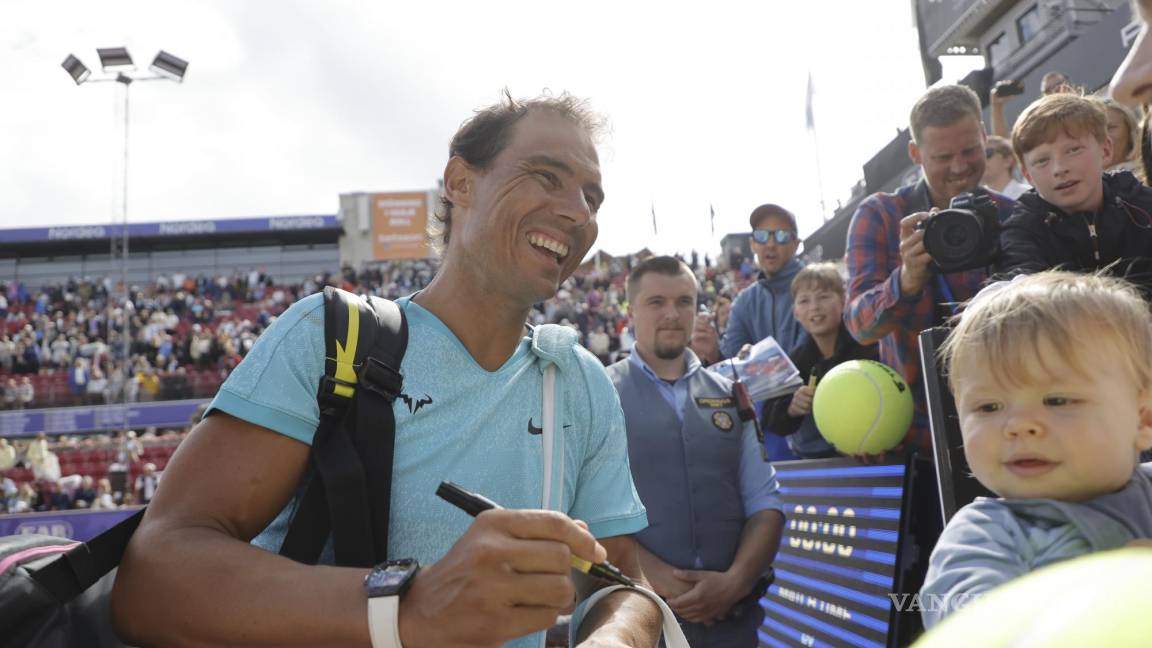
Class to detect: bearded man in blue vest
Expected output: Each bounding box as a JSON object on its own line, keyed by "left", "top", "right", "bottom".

{"left": 608, "top": 255, "right": 785, "bottom": 647}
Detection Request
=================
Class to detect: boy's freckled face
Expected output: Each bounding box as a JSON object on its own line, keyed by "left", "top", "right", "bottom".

{"left": 954, "top": 336, "right": 1152, "bottom": 501}
{"left": 1021, "top": 132, "right": 1111, "bottom": 214}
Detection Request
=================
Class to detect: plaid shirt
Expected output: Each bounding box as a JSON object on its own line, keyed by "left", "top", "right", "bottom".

{"left": 845, "top": 180, "right": 1015, "bottom": 450}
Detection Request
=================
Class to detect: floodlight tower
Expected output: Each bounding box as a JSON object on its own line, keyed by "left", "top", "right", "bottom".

{"left": 61, "top": 48, "right": 189, "bottom": 422}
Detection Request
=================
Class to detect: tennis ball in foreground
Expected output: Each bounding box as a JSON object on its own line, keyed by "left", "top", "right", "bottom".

{"left": 913, "top": 548, "right": 1152, "bottom": 647}
{"left": 812, "top": 360, "right": 912, "bottom": 454}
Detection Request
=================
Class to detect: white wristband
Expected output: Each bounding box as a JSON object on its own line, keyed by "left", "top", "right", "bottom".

{"left": 367, "top": 595, "right": 404, "bottom": 648}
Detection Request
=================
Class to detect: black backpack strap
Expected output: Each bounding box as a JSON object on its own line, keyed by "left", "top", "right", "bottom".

{"left": 279, "top": 287, "right": 406, "bottom": 567}
{"left": 28, "top": 507, "right": 145, "bottom": 602}
{"left": 353, "top": 295, "right": 406, "bottom": 563}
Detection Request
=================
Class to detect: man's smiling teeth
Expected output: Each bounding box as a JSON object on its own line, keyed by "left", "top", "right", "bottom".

{"left": 527, "top": 233, "right": 569, "bottom": 260}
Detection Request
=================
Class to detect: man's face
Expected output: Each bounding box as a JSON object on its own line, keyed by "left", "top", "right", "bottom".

{"left": 954, "top": 336, "right": 1152, "bottom": 501}
{"left": 792, "top": 285, "right": 844, "bottom": 339}
{"left": 1110, "top": 0, "right": 1152, "bottom": 105}
{"left": 1021, "top": 132, "right": 1111, "bottom": 214}
{"left": 448, "top": 110, "right": 603, "bottom": 305}
{"left": 909, "top": 115, "right": 987, "bottom": 205}
{"left": 628, "top": 271, "right": 697, "bottom": 362}
{"left": 749, "top": 214, "right": 800, "bottom": 275}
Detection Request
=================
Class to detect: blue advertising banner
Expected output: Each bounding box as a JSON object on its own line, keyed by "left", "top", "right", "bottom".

{"left": 0, "top": 399, "right": 208, "bottom": 438}
{"left": 0, "top": 507, "right": 142, "bottom": 542}
{"left": 0, "top": 215, "right": 339, "bottom": 243}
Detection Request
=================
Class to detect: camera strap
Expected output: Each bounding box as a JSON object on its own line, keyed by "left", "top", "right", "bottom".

{"left": 934, "top": 274, "right": 960, "bottom": 323}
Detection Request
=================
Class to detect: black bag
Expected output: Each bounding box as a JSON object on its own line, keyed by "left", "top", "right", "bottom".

{"left": 0, "top": 287, "right": 407, "bottom": 645}
{"left": 0, "top": 510, "right": 142, "bottom": 648}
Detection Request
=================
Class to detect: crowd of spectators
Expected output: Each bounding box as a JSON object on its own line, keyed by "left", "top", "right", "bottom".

{"left": 0, "top": 253, "right": 763, "bottom": 521}
{"left": 0, "top": 253, "right": 758, "bottom": 410}
{"left": 0, "top": 427, "right": 186, "bottom": 514}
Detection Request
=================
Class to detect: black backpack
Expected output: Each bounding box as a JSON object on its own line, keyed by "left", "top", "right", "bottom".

{"left": 0, "top": 287, "right": 407, "bottom": 647}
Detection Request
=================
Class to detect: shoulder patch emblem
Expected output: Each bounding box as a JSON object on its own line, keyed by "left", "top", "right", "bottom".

{"left": 711, "top": 411, "right": 734, "bottom": 432}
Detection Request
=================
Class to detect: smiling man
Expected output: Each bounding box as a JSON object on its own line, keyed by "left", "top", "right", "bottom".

{"left": 608, "top": 255, "right": 785, "bottom": 647}
{"left": 113, "top": 92, "right": 660, "bottom": 648}
{"left": 845, "top": 84, "right": 1016, "bottom": 453}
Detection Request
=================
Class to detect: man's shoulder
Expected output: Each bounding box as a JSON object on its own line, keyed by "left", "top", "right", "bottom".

{"left": 605, "top": 357, "right": 630, "bottom": 384}
{"left": 849, "top": 189, "right": 910, "bottom": 236}
{"left": 691, "top": 364, "right": 732, "bottom": 393}
{"left": 858, "top": 185, "right": 911, "bottom": 213}
{"left": 536, "top": 328, "right": 616, "bottom": 398}
{"left": 273, "top": 292, "right": 326, "bottom": 328}
{"left": 732, "top": 278, "right": 764, "bottom": 305}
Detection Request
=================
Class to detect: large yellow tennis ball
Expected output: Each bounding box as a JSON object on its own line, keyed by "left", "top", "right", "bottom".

{"left": 913, "top": 548, "right": 1152, "bottom": 647}
{"left": 812, "top": 359, "right": 912, "bottom": 454}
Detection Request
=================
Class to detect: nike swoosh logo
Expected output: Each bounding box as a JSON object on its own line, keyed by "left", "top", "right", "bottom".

{"left": 528, "top": 419, "right": 573, "bottom": 435}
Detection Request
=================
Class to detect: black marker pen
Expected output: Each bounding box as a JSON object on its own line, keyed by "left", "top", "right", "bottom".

{"left": 436, "top": 480, "right": 634, "bottom": 588}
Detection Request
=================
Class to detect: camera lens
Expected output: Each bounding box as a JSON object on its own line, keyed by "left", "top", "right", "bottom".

{"left": 923, "top": 210, "right": 981, "bottom": 265}
{"left": 942, "top": 223, "right": 970, "bottom": 248}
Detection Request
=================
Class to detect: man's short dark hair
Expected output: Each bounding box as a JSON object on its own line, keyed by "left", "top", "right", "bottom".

{"left": 909, "top": 84, "right": 982, "bottom": 144}
{"left": 433, "top": 89, "right": 605, "bottom": 251}
{"left": 626, "top": 255, "right": 696, "bottom": 302}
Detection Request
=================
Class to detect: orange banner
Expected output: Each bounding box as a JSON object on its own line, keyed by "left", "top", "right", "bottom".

{"left": 371, "top": 192, "right": 429, "bottom": 260}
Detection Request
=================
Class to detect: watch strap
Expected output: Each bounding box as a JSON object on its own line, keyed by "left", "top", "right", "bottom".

{"left": 367, "top": 594, "right": 404, "bottom": 648}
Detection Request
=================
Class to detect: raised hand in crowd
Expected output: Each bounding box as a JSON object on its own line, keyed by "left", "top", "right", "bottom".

{"left": 785, "top": 384, "right": 814, "bottom": 418}
{"left": 689, "top": 310, "right": 721, "bottom": 365}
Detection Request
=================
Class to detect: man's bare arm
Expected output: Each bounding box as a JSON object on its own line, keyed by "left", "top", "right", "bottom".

{"left": 113, "top": 413, "right": 612, "bottom": 648}
{"left": 112, "top": 413, "right": 371, "bottom": 646}
{"left": 574, "top": 535, "right": 662, "bottom": 647}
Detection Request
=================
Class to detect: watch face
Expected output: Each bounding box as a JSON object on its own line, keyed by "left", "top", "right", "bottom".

{"left": 365, "top": 559, "right": 419, "bottom": 597}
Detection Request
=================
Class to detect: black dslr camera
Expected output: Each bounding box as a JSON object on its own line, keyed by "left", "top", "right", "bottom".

{"left": 915, "top": 191, "right": 1000, "bottom": 273}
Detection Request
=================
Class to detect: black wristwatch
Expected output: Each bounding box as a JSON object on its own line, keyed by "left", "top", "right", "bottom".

{"left": 365, "top": 559, "right": 420, "bottom": 648}
{"left": 365, "top": 558, "right": 421, "bottom": 597}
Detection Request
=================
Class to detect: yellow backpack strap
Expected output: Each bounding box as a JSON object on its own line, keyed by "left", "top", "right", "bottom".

{"left": 281, "top": 286, "right": 407, "bottom": 567}
{"left": 318, "top": 286, "right": 365, "bottom": 412}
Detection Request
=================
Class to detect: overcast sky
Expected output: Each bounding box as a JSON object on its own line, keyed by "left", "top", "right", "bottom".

{"left": 0, "top": 0, "right": 982, "bottom": 259}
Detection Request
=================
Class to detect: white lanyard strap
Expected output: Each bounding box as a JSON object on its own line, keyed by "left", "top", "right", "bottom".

{"left": 540, "top": 364, "right": 563, "bottom": 512}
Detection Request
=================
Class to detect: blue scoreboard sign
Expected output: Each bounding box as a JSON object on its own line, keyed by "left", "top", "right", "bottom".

{"left": 760, "top": 456, "right": 940, "bottom": 647}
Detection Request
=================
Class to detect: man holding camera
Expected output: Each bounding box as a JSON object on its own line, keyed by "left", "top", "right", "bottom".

{"left": 990, "top": 72, "right": 1073, "bottom": 139}
{"left": 845, "top": 84, "right": 1016, "bottom": 452}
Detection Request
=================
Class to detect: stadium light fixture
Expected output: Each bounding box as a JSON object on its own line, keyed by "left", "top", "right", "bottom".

{"left": 97, "top": 47, "right": 135, "bottom": 72}
{"left": 150, "top": 50, "right": 189, "bottom": 83}
{"left": 61, "top": 54, "right": 91, "bottom": 85}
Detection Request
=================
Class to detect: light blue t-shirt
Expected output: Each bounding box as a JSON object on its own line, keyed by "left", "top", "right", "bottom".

{"left": 208, "top": 293, "right": 647, "bottom": 647}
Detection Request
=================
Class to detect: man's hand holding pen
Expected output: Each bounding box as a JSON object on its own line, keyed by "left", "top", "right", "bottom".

{"left": 399, "top": 508, "right": 608, "bottom": 648}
